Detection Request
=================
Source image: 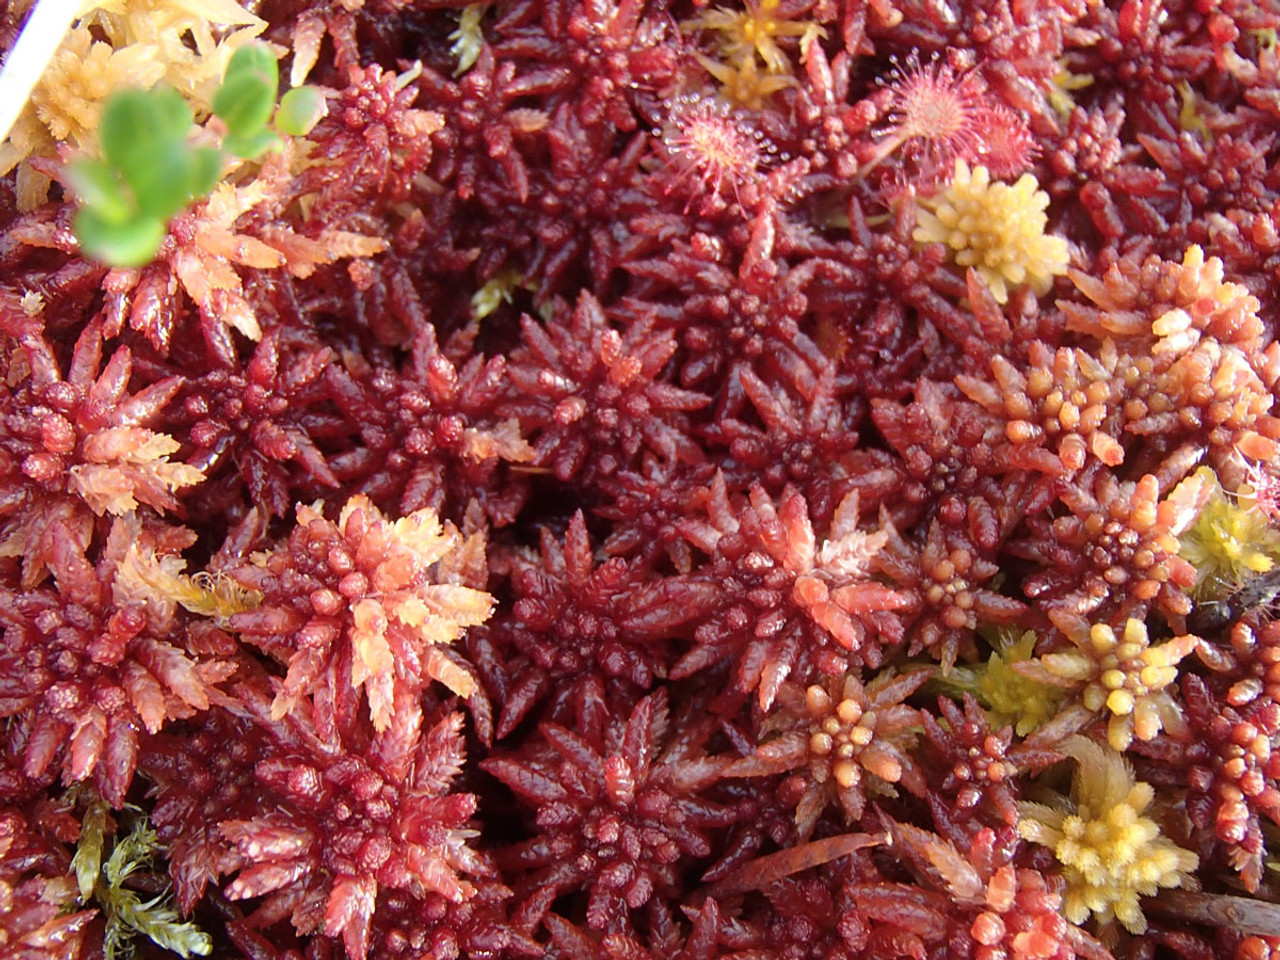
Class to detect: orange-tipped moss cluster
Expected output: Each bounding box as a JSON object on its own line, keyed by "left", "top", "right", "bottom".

{"left": 4, "top": 0, "right": 1280, "bottom": 959}
{"left": 223, "top": 493, "right": 493, "bottom": 731}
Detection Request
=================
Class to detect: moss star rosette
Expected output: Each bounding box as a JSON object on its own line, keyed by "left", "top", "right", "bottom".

{"left": 1018, "top": 735, "right": 1199, "bottom": 934}
{"left": 1017, "top": 611, "right": 1197, "bottom": 750}
{"left": 226, "top": 494, "right": 494, "bottom": 731}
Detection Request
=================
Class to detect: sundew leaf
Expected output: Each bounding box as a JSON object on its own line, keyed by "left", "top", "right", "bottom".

{"left": 276, "top": 86, "right": 327, "bottom": 136}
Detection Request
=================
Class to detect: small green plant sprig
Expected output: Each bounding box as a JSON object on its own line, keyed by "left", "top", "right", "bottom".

{"left": 213, "top": 43, "right": 327, "bottom": 159}
{"left": 65, "top": 85, "right": 221, "bottom": 268}
{"left": 71, "top": 796, "right": 212, "bottom": 960}
{"left": 66, "top": 43, "right": 327, "bottom": 268}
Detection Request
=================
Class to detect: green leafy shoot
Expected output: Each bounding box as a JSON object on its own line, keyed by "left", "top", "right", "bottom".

{"left": 70, "top": 797, "right": 213, "bottom": 960}
{"left": 67, "top": 85, "right": 221, "bottom": 268}
{"left": 214, "top": 43, "right": 282, "bottom": 158}
{"left": 71, "top": 796, "right": 109, "bottom": 902}
{"left": 211, "top": 44, "right": 328, "bottom": 153}
{"left": 449, "top": 4, "right": 487, "bottom": 75}
{"left": 69, "top": 43, "right": 326, "bottom": 268}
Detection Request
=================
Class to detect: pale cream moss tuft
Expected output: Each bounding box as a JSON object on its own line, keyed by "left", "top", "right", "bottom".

{"left": 696, "top": 51, "right": 796, "bottom": 111}
{"left": 30, "top": 26, "right": 166, "bottom": 150}
{"left": 683, "top": 0, "right": 824, "bottom": 108}
{"left": 81, "top": 0, "right": 267, "bottom": 107}
{"left": 114, "top": 535, "right": 261, "bottom": 624}
{"left": 1179, "top": 465, "right": 1280, "bottom": 594}
{"left": 449, "top": 4, "right": 487, "bottom": 76}
{"left": 1018, "top": 735, "right": 1199, "bottom": 934}
{"left": 1016, "top": 611, "right": 1196, "bottom": 751}
{"left": 913, "top": 159, "right": 1069, "bottom": 304}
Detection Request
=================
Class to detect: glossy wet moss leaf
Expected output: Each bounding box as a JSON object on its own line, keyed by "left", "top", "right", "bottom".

{"left": 276, "top": 86, "right": 327, "bottom": 136}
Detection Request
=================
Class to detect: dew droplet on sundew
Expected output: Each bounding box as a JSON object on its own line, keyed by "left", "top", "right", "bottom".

{"left": 658, "top": 92, "right": 776, "bottom": 207}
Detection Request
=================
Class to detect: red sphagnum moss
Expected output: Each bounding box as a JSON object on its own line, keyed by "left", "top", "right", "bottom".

{"left": 3, "top": 0, "right": 1280, "bottom": 958}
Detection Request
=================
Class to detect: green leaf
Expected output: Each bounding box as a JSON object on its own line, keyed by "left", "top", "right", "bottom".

{"left": 126, "top": 146, "right": 198, "bottom": 220}
{"left": 184, "top": 146, "right": 224, "bottom": 200}
{"left": 214, "top": 44, "right": 278, "bottom": 137}
{"left": 223, "top": 42, "right": 279, "bottom": 88}
{"left": 223, "top": 127, "right": 283, "bottom": 160}
{"left": 214, "top": 72, "right": 276, "bottom": 138}
{"left": 100, "top": 87, "right": 192, "bottom": 180}
{"left": 112, "top": 892, "right": 212, "bottom": 959}
{"left": 103, "top": 820, "right": 156, "bottom": 887}
{"left": 65, "top": 158, "right": 131, "bottom": 223}
{"left": 99, "top": 85, "right": 208, "bottom": 220}
{"left": 275, "top": 86, "right": 327, "bottom": 136}
{"left": 124, "top": 142, "right": 222, "bottom": 220}
{"left": 74, "top": 207, "right": 168, "bottom": 267}
{"left": 95, "top": 819, "right": 213, "bottom": 960}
